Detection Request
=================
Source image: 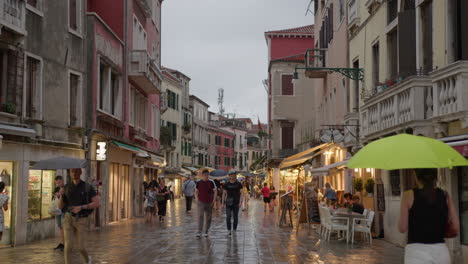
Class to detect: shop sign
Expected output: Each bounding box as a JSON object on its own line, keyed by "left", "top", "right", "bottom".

{"left": 452, "top": 145, "right": 468, "bottom": 157}
{"left": 96, "top": 142, "right": 107, "bottom": 161}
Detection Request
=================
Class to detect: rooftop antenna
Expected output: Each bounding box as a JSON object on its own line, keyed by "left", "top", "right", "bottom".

{"left": 218, "top": 88, "right": 225, "bottom": 116}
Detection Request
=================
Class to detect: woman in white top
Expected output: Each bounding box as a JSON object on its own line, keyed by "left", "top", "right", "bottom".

{"left": 0, "top": 182, "right": 9, "bottom": 241}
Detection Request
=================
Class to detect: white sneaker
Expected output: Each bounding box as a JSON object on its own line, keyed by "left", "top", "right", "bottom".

{"left": 204, "top": 232, "right": 209, "bottom": 237}
{"left": 196, "top": 232, "right": 201, "bottom": 238}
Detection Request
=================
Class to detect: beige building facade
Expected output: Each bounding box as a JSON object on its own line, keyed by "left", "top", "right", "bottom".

{"left": 348, "top": 0, "right": 468, "bottom": 261}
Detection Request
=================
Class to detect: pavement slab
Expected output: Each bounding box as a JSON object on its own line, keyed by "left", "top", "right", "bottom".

{"left": 0, "top": 199, "right": 404, "bottom": 263}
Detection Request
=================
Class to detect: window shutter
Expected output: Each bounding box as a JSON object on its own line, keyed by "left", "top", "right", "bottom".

{"left": 281, "top": 75, "right": 293, "bottom": 95}
{"left": 69, "top": 0, "right": 78, "bottom": 30}
{"left": 398, "top": 9, "right": 417, "bottom": 77}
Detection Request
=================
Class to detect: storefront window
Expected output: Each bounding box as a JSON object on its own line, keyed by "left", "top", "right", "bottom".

{"left": 28, "top": 170, "right": 55, "bottom": 221}
{"left": 0, "top": 161, "right": 13, "bottom": 245}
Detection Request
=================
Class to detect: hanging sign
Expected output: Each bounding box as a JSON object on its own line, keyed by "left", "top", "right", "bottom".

{"left": 96, "top": 142, "right": 107, "bottom": 161}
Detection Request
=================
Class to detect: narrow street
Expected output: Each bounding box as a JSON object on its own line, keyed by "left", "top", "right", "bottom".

{"left": 1, "top": 199, "right": 403, "bottom": 264}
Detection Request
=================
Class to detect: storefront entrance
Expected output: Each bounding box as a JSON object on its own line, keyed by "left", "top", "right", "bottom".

{"left": 0, "top": 162, "right": 14, "bottom": 245}
{"left": 108, "top": 163, "right": 130, "bottom": 223}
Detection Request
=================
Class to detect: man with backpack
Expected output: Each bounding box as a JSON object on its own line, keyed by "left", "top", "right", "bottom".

{"left": 58, "top": 168, "right": 100, "bottom": 264}
{"left": 182, "top": 174, "right": 196, "bottom": 212}
{"left": 195, "top": 169, "right": 216, "bottom": 238}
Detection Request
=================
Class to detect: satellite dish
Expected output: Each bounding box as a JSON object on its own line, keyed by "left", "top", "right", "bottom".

{"left": 332, "top": 129, "right": 344, "bottom": 143}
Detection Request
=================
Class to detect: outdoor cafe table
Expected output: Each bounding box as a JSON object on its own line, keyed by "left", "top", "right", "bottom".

{"left": 331, "top": 208, "right": 366, "bottom": 237}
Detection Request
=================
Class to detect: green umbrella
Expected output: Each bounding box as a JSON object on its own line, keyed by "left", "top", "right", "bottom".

{"left": 347, "top": 134, "right": 468, "bottom": 170}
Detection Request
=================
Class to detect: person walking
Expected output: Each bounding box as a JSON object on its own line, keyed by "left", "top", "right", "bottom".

{"left": 195, "top": 169, "right": 217, "bottom": 238}
{"left": 156, "top": 180, "right": 170, "bottom": 222}
{"left": 253, "top": 184, "right": 260, "bottom": 199}
{"left": 145, "top": 184, "right": 158, "bottom": 223}
{"left": 58, "top": 168, "right": 100, "bottom": 264}
{"left": 261, "top": 183, "right": 271, "bottom": 212}
{"left": 269, "top": 185, "right": 278, "bottom": 211}
{"left": 167, "top": 179, "right": 175, "bottom": 202}
{"left": 223, "top": 170, "right": 243, "bottom": 236}
{"left": 182, "top": 175, "right": 196, "bottom": 212}
{"left": 399, "top": 169, "right": 459, "bottom": 264}
{"left": 0, "top": 182, "right": 9, "bottom": 242}
{"left": 241, "top": 181, "right": 249, "bottom": 211}
{"left": 52, "top": 176, "right": 65, "bottom": 250}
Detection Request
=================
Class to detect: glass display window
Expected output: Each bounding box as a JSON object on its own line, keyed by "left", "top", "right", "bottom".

{"left": 28, "top": 169, "right": 55, "bottom": 221}
{"left": 0, "top": 161, "right": 13, "bottom": 245}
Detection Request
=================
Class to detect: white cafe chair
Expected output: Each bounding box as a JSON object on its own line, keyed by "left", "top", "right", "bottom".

{"left": 324, "top": 207, "right": 350, "bottom": 243}
{"left": 352, "top": 210, "right": 375, "bottom": 245}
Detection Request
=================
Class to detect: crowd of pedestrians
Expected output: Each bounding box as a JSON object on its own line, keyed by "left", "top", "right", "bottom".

{"left": 140, "top": 169, "right": 276, "bottom": 239}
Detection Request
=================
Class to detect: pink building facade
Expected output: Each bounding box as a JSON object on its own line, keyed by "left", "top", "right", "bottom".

{"left": 86, "top": 0, "right": 164, "bottom": 227}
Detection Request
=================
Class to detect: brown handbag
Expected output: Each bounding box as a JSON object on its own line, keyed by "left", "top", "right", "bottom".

{"left": 445, "top": 192, "right": 458, "bottom": 238}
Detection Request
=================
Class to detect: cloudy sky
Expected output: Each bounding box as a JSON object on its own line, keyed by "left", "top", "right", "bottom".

{"left": 162, "top": 0, "right": 313, "bottom": 122}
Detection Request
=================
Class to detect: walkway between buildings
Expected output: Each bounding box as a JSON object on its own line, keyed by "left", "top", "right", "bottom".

{"left": 1, "top": 199, "right": 403, "bottom": 263}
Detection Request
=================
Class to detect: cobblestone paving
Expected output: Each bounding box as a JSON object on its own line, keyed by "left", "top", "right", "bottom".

{"left": 0, "top": 199, "right": 404, "bottom": 263}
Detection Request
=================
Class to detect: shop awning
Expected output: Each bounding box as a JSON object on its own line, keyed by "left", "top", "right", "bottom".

{"left": 150, "top": 154, "right": 165, "bottom": 164}
{"left": 282, "top": 143, "right": 333, "bottom": 163}
{"left": 310, "top": 159, "right": 349, "bottom": 176}
{"left": 183, "top": 166, "right": 198, "bottom": 172}
{"left": 439, "top": 135, "right": 468, "bottom": 156}
{"left": 0, "top": 124, "right": 36, "bottom": 137}
{"left": 112, "top": 141, "right": 146, "bottom": 154}
{"left": 280, "top": 143, "right": 334, "bottom": 169}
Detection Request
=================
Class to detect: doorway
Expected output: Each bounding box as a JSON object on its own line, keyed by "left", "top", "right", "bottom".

{"left": 108, "top": 163, "right": 130, "bottom": 223}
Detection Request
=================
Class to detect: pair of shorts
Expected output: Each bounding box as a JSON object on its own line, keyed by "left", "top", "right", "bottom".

{"left": 145, "top": 206, "right": 156, "bottom": 213}
{"left": 263, "top": 197, "right": 271, "bottom": 203}
{"left": 55, "top": 214, "right": 64, "bottom": 229}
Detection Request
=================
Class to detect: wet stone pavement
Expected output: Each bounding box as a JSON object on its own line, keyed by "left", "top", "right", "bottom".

{"left": 1, "top": 199, "right": 404, "bottom": 264}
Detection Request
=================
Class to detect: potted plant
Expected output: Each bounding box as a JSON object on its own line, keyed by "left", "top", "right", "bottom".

{"left": 1, "top": 102, "right": 16, "bottom": 115}
{"left": 353, "top": 177, "right": 363, "bottom": 193}
{"left": 365, "top": 178, "right": 375, "bottom": 197}
{"left": 386, "top": 78, "right": 396, "bottom": 87}
{"left": 375, "top": 82, "right": 385, "bottom": 93}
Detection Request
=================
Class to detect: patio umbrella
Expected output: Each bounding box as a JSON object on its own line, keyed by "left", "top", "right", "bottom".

{"left": 31, "top": 156, "right": 87, "bottom": 170}
{"left": 347, "top": 134, "right": 468, "bottom": 170}
{"left": 209, "top": 169, "right": 228, "bottom": 178}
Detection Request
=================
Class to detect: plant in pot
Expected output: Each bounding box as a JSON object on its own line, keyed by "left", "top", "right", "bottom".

{"left": 365, "top": 178, "right": 375, "bottom": 197}
{"left": 353, "top": 177, "right": 363, "bottom": 194}
{"left": 375, "top": 82, "right": 385, "bottom": 93}
{"left": 1, "top": 102, "right": 16, "bottom": 115}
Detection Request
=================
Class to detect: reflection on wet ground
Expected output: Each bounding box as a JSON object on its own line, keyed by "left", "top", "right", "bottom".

{"left": 1, "top": 199, "right": 403, "bottom": 263}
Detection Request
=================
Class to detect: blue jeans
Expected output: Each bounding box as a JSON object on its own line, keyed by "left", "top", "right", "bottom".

{"left": 226, "top": 204, "right": 240, "bottom": 231}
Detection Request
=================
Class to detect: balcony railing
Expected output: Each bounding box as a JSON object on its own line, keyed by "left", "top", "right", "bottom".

{"left": 0, "top": 0, "right": 26, "bottom": 35}
{"left": 278, "top": 149, "right": 298, "bottom": 158}
{"left": 432, "top": 61, "right": 468, "bottom": 119}
{"left": 129, "top": 50, "right": 161, "bottom": 94}
{"left": 305, "top": 49, "right": 327, "bottom": 68}
{"left": 360, "top": 77, "right": 433, "bottom": 138}
{"left": 348, "top": 0, "right": 360, "bottom": 28}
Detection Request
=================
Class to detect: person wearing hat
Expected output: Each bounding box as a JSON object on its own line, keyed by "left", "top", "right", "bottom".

{"left": 182, "top": 174, "right": 196, "bottom": 212}
{"left": 222, "top": 170, "right": 243, "bottom": 236}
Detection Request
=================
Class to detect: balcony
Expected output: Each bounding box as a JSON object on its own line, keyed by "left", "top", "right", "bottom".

{"left": 360, "top": 76, "right": 433, "bottom": 139}
{"left": 431, "top": 61, "right": 468, "bottom": 123}
{"left": 364, "top": 0, "right": 383, "bottom": 12}
{"left": 278, "top": 149, "right": 298, "bottom": 158}
{"left": 129, "top": 50, "right": 162, "bottom": 94}
{"left": 347, "top": 0, "right": 360, "bottom": 31}
{"left": 343, "top": 111, "right": 359, "bottom": 146}
{"left": 0, "top": 0, "right": 26, "bottom": 35}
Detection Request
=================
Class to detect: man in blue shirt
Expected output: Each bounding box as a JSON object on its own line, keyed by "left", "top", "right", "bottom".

{"left": 322, "top": 182, "right": 337, "bottom": 202}
{"left": 182, "top": 174, "right": 196, "bottom": 212}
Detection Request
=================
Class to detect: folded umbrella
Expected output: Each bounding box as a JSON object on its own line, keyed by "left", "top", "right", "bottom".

{"left": 347, "top": 134, "right": 468, "bottom": 170}
{"left": 31, "top": 156, "right": 87, "bottom": 170}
